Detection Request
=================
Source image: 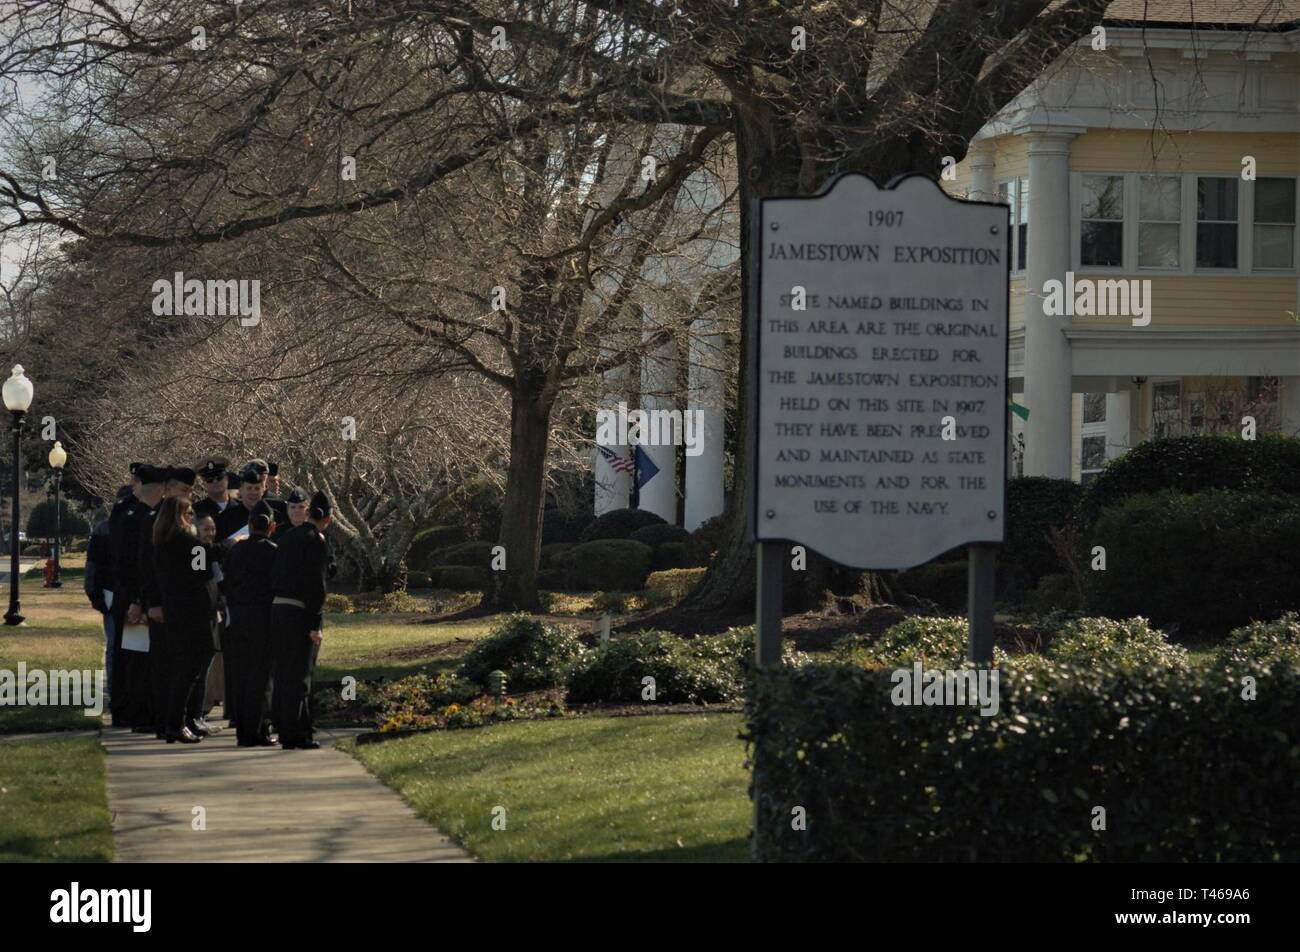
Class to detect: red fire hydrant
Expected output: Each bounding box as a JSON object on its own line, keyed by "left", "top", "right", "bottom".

{"left": 43, "top": 557, "right": 56, "bottom": 588}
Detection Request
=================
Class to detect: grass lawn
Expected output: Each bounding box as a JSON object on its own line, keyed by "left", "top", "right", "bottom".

{"left": 347, "top": 712, "right": 752, "bottom": 862}
{"left": 0, "top": 736, "right": 113, "bottom": 862}
{"left": 315, "top": 613, "right": 496, "bottom": 683}
{"left": 0, "top": 582, "right": 106, "bottom": 732}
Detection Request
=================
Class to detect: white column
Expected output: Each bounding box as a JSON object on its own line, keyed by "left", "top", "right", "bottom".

{"left": 1021, "top": 127, "right": 1081, "bottom": 479}
{"left": 1104, "top": 391, "right": 1131, "bottom": 460}
{"left": 968, "top": 140, "right": 996, "bottom": 202}
{"left": 1281, "top": 377, "right": 1300, "bottom": 439}
{"left": 638, "top": 310, "right": 678, "bottom": 523}
{"left": 684, "top": 316, "right": 725, "bottom": 529}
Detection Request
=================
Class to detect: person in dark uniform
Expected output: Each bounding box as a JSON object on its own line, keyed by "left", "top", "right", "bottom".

{"left": 246, "top": 458, "right": 289, "bottom": 527}
{"left": 224, "top": 512, "right": 279, "bottom": 746}
{"left": 152, "top": 496, "right": 215, "bottom": 744}
{"left": 110, "top": 465, "right": 165, "bottom": 729}
{"left": 193, "top": 458, "right": 234, "bottom": 522}
{"left": 84, "top": 492, "right": 126, "bottom": 708}
{"left": 105, "top": 468, "right": 142, "bottom": 722}
{"left": 138, "top": 466, "right": 199, "bottom": 737}
{"left": 272, "top": 487, "right": 308, "bottom": 542}
{"left": 216, "top": 464, "right": 280, "bottom": 540}
{"left": 271, "top": 490, "right": 331, "bottom": 750}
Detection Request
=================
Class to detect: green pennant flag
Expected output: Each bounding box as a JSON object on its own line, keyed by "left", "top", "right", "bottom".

{"left": 1009, "top": 400, "right": 1029, "bottom": 421}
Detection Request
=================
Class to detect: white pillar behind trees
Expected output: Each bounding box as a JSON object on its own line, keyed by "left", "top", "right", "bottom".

{"left": 968, "top": 140, "right": 996, "bottom": 202}
{"left": 1021, "top": 125, "right": 1081, "bottom": 479}
{"left": 639, "top": 310, "right": 679, "bottom": 523}
{"left": 1105, "top": 391, "right": 1131, "bottom": 460}
{"left": 685, "top": 316, "right": 726, "bottom": 529}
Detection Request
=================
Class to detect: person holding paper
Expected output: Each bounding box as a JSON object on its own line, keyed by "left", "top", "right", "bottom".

{"left": 111, "top": 464, "right": 165, "bottom": 730}
{"left": 216, "top": 464, "right": 278, "bottom": 541}
{"left": 153, "top": 496, "right": 215, "bottom": 744}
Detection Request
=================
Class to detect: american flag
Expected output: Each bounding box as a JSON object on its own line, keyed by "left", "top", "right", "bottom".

{"left": 597, "top": 444, "right": 636, "bottom": 474}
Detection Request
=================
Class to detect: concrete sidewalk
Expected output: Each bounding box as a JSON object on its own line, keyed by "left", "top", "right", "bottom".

{"left": 103, "top": 717, "right": 473, "bottom": 863}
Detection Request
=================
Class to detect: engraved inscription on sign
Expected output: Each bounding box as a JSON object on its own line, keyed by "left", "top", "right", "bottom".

{"left": 755, "top": 174, "right": 1009, "bottom": 569}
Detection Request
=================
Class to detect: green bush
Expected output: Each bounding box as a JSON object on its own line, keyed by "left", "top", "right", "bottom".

{"left": 26, "top": 499, "right": 91, "bottom": 542}
{"left": 1043, "top": 616, "right": 1187, "bottom": 669}
{"left": 1001, "top": 477, "right": 1083, "bottom": 600}
{"left": 566, "top": 629, "right": 749, "bottom": 705}
{"left": 542, "top": 505, "right": 594, "bottom": 545}
{"left": 1215, "top": 614, "right": 1300, "bottom": 671}
{"left": 690, "top": 514, "right": 726, "bottom": 563}
{"left": 457, "top": 614, "right": 590, "bottom": 691}
{"left": 748, "top": 661, "right": 1300, "bottom": 861}
{"left": 1078, "top": 435, "right": 1300, "bottom": 527}
{"left": 651, "top": 541, "right": 697, "bottom": 570}
{"left": 629, "top": 523, "right": 691, "bottom": 548}
{"left": 578, "top": 507, "right": 666, "bottom": 542}
{"left": 645, "top": 568, "right": 706, "bottom": 605}
{"left": 1089, "top": 489, "right": 1300, "bottom": 637}
{"left": 831, "top": 616, "right": 972, "bottom": 668}
{"left": 892, "top": 561, "right": 967, "bottom": 613}
{"left": 539, "top": 542, "right": 575, "bottom": 567}
{"left": 324, "top": 593, "right": 355, "bottom": 614}
{"left": 556, "top": 538, "right": 654, "bottom": 591}
{"left": 1028, "top": 573, "right": 1081, "bottom": 614}
{"left": 406, "top": 525, "right": 467, "bottom": 572}
{"left": 406, "top": 571, "right": 432, "bottom": 589}
{"left": 352, "top": 591, "right": 428, "bottom": 613}
{"left": 430, "top": 565, "right": 491, "bottom": 590}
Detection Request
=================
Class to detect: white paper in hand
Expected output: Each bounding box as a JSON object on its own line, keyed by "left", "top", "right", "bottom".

{"left": 121, "top": 624, "right": 150, "bottom": 652}
{"left": 225, "top": 524, "right": 250, "bottom": 544}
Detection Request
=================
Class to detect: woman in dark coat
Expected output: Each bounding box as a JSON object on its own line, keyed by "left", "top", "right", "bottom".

{"left": 152, "top": 497, "right": 215, "bottom": 744}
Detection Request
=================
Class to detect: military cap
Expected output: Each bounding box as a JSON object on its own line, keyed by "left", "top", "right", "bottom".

{"left": 285, "top": 488, "right": 308, "bottom": 504}
{"left": 166, "top": 466, "right": 197, "bottom": 486}
{"left": 244, "top": 458, "right": 269, "bottom": 476}
{"left": 309, "top": 490, "right": 332, "bottom": 520}
{"left": 198, "top": 459, "right": 228, "bottom": 481}
{"left": 267, "top": 461, "right": 279, "bottom": 477}
{"left": 136, "top": 464, "right": 166, "bottom": 485}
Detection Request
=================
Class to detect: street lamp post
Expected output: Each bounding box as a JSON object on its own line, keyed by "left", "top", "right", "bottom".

{"left": 48, "top": 441, "right": 67, "bottom": 588}
{"left": 3, "top": 366, "right": 34, "bottom": 626}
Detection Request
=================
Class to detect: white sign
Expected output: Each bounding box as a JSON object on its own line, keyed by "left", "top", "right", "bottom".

{"left": 755, "top": 174, "right": 1008, "bottom": 569}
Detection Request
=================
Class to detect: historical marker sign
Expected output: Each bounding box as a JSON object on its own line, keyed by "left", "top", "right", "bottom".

{"left": 754, "top": 174, "right": 1009, "bottom": 569}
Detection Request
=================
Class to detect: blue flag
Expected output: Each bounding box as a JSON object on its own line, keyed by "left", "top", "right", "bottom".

{"left": 633, "top": 445, "right": 659, "bottom": 490}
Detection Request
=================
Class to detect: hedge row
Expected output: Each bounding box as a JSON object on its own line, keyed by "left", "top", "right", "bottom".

{"left": 748, "top": 659, "right": 1300, "bottom": 861}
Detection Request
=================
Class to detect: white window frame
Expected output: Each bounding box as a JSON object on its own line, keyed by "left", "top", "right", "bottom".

{"left": 1069, "top": 172, "right": 1299, "bottom": 276}
{"left": 1150, "top": 377, "right": 1183, "bottom": 440}
{"left": 1079, "top": 393, "right": 1108, "bottom": 483}
{"left": 997, "top": 176, "right": 1029, "bottom": 275}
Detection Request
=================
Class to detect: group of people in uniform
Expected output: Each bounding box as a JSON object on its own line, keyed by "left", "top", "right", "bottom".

{"left": 84, "top": 458, "right": 334, "bottom": 749}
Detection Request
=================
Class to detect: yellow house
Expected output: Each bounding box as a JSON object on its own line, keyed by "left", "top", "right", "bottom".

{"left": 954, "top": 0, "right": 1300, "bottom": 482}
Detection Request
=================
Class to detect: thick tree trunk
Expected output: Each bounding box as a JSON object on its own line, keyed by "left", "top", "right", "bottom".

{"left": 481, "top": 385, "right": 553, "bottom": 612}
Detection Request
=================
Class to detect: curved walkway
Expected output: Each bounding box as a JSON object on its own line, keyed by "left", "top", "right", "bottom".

{"left": 103, "top": 716, "right": 473, "bottom": 862}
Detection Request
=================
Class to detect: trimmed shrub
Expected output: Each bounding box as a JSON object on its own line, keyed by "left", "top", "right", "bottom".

{"left": 1216, "top": 614, "right": 1300, "bottom": 671}
{"left": 431, "top": 565, "right": 490, "bottom": 591}
{"left": 556, "top": 538, "right": 654, "bottom": 591}
{"left": 1089, "top": 489, "right": 1300, "bottom": 637}
{"left": 1001, "top": 477, "right": 1082, "bottom": 600}
{"left": 1079, "top": 434, "right": 1300, "bottom": 527}
{"left": 892, "top": 561, "right": 967, "bottom": 613}
{"left": 748, "top": 661, "right": 1300, "bottom": 861}
{"left": 566, "top": 629, "right": 749, "bottom": 705}
{"left": 26, "top": 499, "right": 91, "bottom": 542}
{"left": 645, "top": 568, "right": 706, "bottom": 605}
{"left": 406, "top": 571, "right": 432, "bottom": 589}
{"left": 352, "top": 590, "right": 427, "bottom": 614}
{"left": 542, "top": 505, "right": 594, "bottom": 545}
{"left": 630, "top": 523, "right": 691, "bottom": 548}
{"left": 1043, "top": 616, "right": 1187, "bottom": 669}
{"left": 651, "top": 541, "right": 696, "bottom": 570}
{"left": 457, "top": 614, "right": 589, "bottom": 691}
{"left": 578, "top": 507, "right": 666, "bottom": 542}
{"left": 539, "top": 542, "right": 575, "bottom": 567}
{"left": 831, "top": 616, "right": 972, "bottom": 668}
{"left": 324, "top": 593, "right": 355, "bottom": 614}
